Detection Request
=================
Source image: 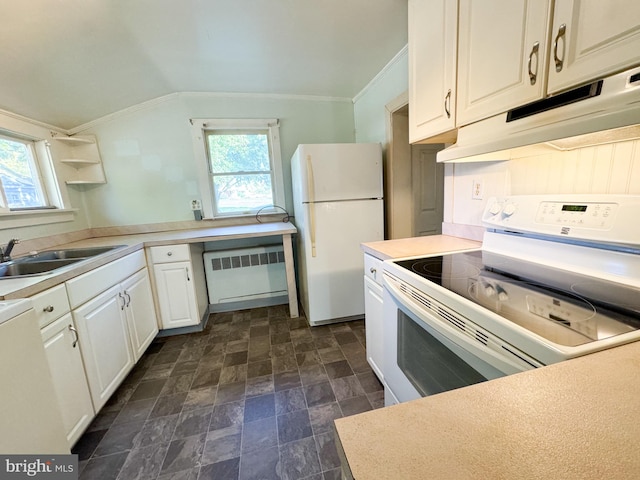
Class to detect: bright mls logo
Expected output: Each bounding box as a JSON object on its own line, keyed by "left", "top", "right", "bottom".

{"left": 0, "top": 455, "right": 77, "bottom": 479}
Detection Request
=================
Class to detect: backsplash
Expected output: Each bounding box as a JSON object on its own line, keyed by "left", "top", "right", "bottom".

{"left": 446, "top": 137, "right": 640, "bottom": 228}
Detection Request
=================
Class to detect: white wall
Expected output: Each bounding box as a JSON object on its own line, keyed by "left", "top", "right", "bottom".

{"left": 78, "top": 93, "right": 356, "bottom": 228}
{"left": 447, "top": 139, "right": 640, "bottom": 227}
{"left": 353, "top": 48, "right": 408, "bottom": 145}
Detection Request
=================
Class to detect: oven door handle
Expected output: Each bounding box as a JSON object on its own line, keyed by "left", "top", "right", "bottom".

{"left": 384, "top": 275, "right": 542, "bottom": 374}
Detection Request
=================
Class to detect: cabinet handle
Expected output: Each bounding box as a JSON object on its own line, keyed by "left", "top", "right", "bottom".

{"left": 43, "top": 305, "right": 54, "bottom": 313}
{"left": 118, "top": 292, "right": 126, "bottom": 310}
{"left": 167, "top": 251, "right": 173, "bottom": 257}
{"left": 528, "top": 41, "right": 540, "bottom": 85}
{"left": 68, "top": 325, "right": 79, "bottom": 348}
{"left": 444, "top": 89, "right": 452, "bottom": 118}
{"left": 186, "top": 267, "right": 191, "bottom": 281}
{"left": 124, "top": 291, "right": 131, "bottom": 307}
{"left": 370, "top": 267, "right": 377, "bottom": 275}
{"left": 553, "top": 24, "right": 566, "bottom": 72}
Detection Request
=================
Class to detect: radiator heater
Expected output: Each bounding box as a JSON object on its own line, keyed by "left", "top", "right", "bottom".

{"left": 204, "top": 245, "right": 288, "bottom": 312}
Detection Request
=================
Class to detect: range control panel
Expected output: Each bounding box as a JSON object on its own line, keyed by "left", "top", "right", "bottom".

{"left": 482, "top": 194, "right": 640, "bottom": 246}
{"left": 534, "top": 201, "right": 618, "bottom": 229}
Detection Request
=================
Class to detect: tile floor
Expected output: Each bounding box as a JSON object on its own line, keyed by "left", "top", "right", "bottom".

{"left": 72, "top": 305, "right": 384, "bottom": 480}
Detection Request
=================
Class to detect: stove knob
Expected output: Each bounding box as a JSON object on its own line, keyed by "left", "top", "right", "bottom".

{"left": 488, "top": 202, "right": 502, "bottom": 215}
{"left": 503, "top": 203, "right": 517, "bottom": 217}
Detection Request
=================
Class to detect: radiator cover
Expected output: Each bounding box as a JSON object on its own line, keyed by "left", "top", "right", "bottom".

{"left": 204, "top": 245, "right": 287, "bottom": 309}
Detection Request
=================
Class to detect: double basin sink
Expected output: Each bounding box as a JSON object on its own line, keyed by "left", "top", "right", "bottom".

{"left": 0, "top": 245, "right": 127, "bottom": 279}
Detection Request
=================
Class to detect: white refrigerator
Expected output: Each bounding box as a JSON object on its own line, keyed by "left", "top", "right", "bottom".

{"left": 291, "top": 143, "right": 384, "bottom": 326}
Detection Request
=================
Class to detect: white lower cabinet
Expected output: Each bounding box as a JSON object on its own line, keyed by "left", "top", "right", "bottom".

{"left": 41, "top": 313, "right": 95, "bottom": 447}
{"left": 364, "top": 254, "right": 384, "bottom": 382}
{"left": 73, "top": 283, "right": 135, "bottom": 412}
{"left": 153, "top": 261, "right": 199, "bottom": 329}
{"left": 148, "top": 244, "right": 207, "bottom": 330}
{"left": 66, "top": 250, "right": 158, "bottom": 412}
{"left": 122, "top": 269, "right": 159, "bottom": 361}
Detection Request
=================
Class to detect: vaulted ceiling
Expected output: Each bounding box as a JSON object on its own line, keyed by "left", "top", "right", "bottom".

{"left": 1, "top": 0, "right": 408, "bottom": 130}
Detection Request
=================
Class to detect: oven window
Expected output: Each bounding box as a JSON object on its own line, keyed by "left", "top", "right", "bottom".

{"left": 398, "top": 310, "right": 487, "bottom": 396}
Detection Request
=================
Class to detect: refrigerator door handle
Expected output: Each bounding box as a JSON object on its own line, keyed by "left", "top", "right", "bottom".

{"left": 306, "top": 154, "right": 317, "bottom": 257}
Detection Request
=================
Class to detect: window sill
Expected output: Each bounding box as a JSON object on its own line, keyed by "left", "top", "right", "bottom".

{"left": 0, "top": 208, "right": 78, "bottom": 230}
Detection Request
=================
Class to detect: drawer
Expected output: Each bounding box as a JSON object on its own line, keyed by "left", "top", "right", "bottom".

{"left": 66, "top": 250, "right": 146, "bottom": 309}
{"left": 364, "top": 254, "right": 383, "bottom": 285}
{"left": 149, "top": 244, "right": 191, "bottom": 263}
{"left": 32, "top": 284, "right": 71, "bottom": 329}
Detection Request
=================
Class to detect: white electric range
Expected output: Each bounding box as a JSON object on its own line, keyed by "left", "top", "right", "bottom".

{"left": 382, "top": 194, "right": 640, "bottom": 405}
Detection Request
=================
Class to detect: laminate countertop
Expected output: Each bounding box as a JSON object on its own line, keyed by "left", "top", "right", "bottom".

{"left": 361, "top": 235, "right": 481, "bottom": 261}
{"left": 0, "top": 222, "right": 297, "bottom": 300}
{"left": 335, "top": 339, "right": 640, "bottom": 480}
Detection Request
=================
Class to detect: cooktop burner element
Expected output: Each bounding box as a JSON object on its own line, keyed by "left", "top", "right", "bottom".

{"left": 393, "top": 249, "right": 640, "bottom": 348}
{"left": 409, "top": 257, "right": 480, "bottom": 280}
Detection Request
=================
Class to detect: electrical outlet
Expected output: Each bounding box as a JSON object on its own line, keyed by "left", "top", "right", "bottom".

{"left": 191, "top": 200, "right": 202, "bottom": 211}
{"left": 472, "top": 179, "right": 483, "bottom": 200}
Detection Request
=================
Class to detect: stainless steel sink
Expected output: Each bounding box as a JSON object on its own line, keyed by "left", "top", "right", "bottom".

{"left": 0, "top": 245, "right": 127, "bottom": 279}
{"left": 22, "top": 245, "right": 126, "bottom": 262}
{"left": 0, "top": 259, "right": 82, "bottom": 278}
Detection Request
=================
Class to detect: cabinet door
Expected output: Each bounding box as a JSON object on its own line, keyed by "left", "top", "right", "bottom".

{"left": 457, "top": 0, "right": 552, "bottom": 126}
{"left": 364, "top": 276, "right": 385, "bottom": 382}
{"left": 122, "top": 268, "right": 159, "bottom": 361}
{"left": 153, "top": 261, "right": 199, "bottom": 329}
{"left": 548, "top": 0, "right": 640, "bottom": 94}
{"left": 408, "top": 0, "right": 458, "bottom": 143}
{"left": 41, "top": 313, "right": 95, "bottom": 447}
{"left": 73, "top": 284, "right": 134, "bottom": 412}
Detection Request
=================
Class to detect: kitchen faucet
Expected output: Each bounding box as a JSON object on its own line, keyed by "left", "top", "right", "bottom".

{"left": 0, "top": 238, "right": 20, "bottom": 262}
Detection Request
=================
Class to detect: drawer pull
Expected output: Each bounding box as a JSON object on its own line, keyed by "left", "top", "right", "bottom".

{"left": 43, "top": 305, "right": 55, "bottom": 313}
{"left": 167, "top": 251, "right": 173, "bottom": 256}
{"left": 68, "top": 325, "right": 79, "bottom": 348}
{"left": 370, "top": 267, "right": 377, "bottom": 275}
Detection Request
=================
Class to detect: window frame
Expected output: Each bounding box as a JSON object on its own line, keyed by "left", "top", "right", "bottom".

{"left": 0, "top": 132, "right": 50, "bottom": 211}
{"left": 191, "top": 118, "right": 285, "bottom": 220}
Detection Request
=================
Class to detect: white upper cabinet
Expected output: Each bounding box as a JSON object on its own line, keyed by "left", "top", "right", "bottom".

{"left": 547, "top": 0, "right": 640, "bottom": 94}
{"left": 457, "top": 0, "right": 552, "bottom": 126}
{"left": 408, "top": 0, "right": 640, "bottom": 145}
{"left": 408, "top": 0, "right": 458, "bottom": 143}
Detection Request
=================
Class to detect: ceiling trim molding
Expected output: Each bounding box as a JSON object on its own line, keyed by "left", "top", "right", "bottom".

{"left": 69, "top": 90, "right": 353, "bottom": 134}
{"left": 352, "top": 44, "right": 408, "bottom": 105}
{"left": 0, "top": 107, "right": 67, "bottom": 135}
{"left": 68, "top": 93, "right": 180, "bottom": 134}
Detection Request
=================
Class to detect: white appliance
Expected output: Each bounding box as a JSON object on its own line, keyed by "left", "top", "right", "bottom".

{"left": 204, "top": 245, "right": 287, "bottom": 311}
{"left": 438, "top": 65, "right": 640, "bottom": 162}
{"left": 291, "top": 143, "right": 384, "bottom": 326}
{"left": 383, "top": 194, "right": 640, "bottom": 405}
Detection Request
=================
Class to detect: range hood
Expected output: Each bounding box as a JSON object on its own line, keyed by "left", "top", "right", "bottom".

{"left": 437, "top": 65, "right": 640, "bottom": 162}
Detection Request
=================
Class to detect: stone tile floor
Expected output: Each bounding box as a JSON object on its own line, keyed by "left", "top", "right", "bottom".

{"left": 72, "top": 305, "right": 384, "bottom": 480}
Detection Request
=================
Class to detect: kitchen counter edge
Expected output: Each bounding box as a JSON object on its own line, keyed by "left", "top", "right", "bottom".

{"left": 0, "top": 222, "right": 297, "bottom": 300}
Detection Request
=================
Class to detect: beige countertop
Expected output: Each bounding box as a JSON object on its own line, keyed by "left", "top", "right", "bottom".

{"left": 361, "top": 235, "right": 481, "bottom": 260}
{"left": 335, "top": 333, "right": 640, "bottom": 480}
{"left": 0, "top": 222, "right": 296, "bottom": 300}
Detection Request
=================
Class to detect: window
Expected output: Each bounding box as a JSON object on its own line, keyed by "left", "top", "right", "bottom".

{"left": 192, "top": 119, "right": 285, "bottom": 219}
{"left": 0, "top": 133, "right": 50, "bottom": 210}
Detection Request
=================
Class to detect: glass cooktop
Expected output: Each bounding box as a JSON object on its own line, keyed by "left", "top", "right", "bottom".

{"left": 393, "top": 250, "right": 640, "bottom": 347}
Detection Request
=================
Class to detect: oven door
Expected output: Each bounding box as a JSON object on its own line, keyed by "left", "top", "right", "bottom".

{"left": 383, "top": 273, "right": 539, "bottom": 405}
